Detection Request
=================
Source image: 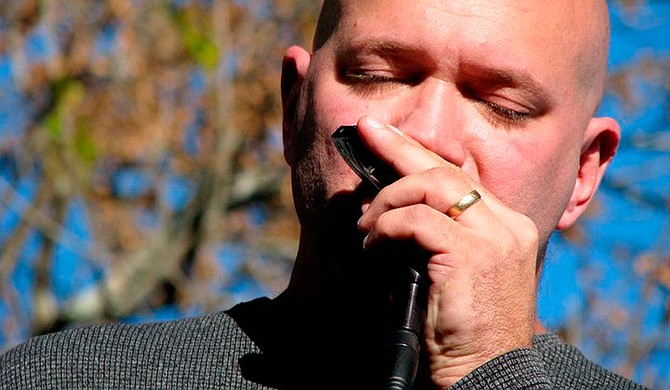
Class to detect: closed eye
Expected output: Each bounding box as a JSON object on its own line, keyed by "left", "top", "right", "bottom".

{"left": 343, "top": 70, "right": 397, "bottom": 85}
{"left": 459, "top": 83, "right": 536, "bottom": 128}
{"left": 340, "top": 67, "right": 422, "bottom": 96}
{"left": 483, "top": 100, "right": 533, "bottom": 123}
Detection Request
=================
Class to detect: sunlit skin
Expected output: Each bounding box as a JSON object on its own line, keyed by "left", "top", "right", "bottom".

{"left": 279, "top": 0, "right": 620, "bottom": 387}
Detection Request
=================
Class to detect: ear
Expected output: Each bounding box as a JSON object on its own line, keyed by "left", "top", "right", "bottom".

{"left": 281, "top": 46, "right": 311, "bottom": 166}
{"left": 556, "top": 117, "right": 621, "bottom": 230}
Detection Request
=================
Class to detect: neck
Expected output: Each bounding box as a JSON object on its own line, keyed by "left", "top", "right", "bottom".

{"left": 281, "top": 229, "right": 390, "bottom": 308}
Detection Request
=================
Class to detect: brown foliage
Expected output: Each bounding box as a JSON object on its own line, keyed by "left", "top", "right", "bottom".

{"left": 0, "top": 0, "right": 319, "bottom": 336}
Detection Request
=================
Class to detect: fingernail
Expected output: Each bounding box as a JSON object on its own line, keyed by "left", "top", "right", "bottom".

{"left": 362, "top": 234, "right": 370, "bottom": 249}
{"left": 365, "top": 116, "right": 386, "bottom": 129}
{"left": 386, "top": 124, "right": 405, "bottom": 136}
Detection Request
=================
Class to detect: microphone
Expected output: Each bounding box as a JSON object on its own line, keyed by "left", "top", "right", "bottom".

{"left": 332, "top": 125, "right": 426, "bottom": 390}
{"left": 385, "top": 266, "right": 425, "bottom": 390}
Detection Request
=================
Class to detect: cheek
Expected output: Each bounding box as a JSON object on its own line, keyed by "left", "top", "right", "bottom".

{"left": 309, "top": 67, "right": 366, "bottom": 130}
{"left": 292, "top": 76, "right": 373, "bottom": 198}
{"left": 307, "top": 56, "right": 399, "bottom": 132}
{"left": 301, "top": 71, "right": 404, "bottom": 190}
{"left": 472, "top": 133, "right": 579, "bottom": 240}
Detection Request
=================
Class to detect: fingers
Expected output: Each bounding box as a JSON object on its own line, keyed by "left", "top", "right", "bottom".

{"left": 356, "top": 115, "right": 488, "bottom": 225}
{"left": 358, "top": 168, "right": 489, "bottom": 234}
{"left": 358, "top": 165, "right": 538, "bottom": 268}
{"left": 354, "top": 114, "right": 539, "bottom": 282}
{"left": 361, "top": 203, "right": 464, "bottom": 253}
{"left": 355, "top": 115, "right": 530, "bottom": 233}
{"left": 357, "top": 115, "right": 448, "bottom": 177}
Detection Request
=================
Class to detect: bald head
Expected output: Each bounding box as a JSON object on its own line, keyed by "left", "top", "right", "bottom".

{"left": 313, "top": 0, "right": 341, "bottom": 50}
{"left": 574, "top": 0, "right": 612, "bottom": 110}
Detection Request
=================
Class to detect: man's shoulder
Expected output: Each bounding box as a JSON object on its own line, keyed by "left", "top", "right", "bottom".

{"left": 0, "top": 300, "right": 269, "bottom": 389}
{"left": 533, "top": 333, "right": 648, "bottom": 390}
{"left": 1, "top": 309, "right": 248, "bottom": 360}
{"left": 452, "top": 333, "right": 649, "bottom": 390}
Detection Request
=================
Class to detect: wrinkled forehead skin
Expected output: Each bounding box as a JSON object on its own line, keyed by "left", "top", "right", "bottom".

{"left": 314, "top": 0, "right": 611, "bottom": 117}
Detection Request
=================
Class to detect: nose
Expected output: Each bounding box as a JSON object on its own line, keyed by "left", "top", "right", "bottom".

{"left": 391, "top": 77, "right": 466, "bottom": 167}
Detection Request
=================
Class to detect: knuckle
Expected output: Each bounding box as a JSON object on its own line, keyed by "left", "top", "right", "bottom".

{"left": 374, "top": 205, "right": 432, "bottom": 241}
{"left": 424, "top": 166, "right": 451, "bottom": 183}
{"left": 508, "top": 215, "right": 539, "bottom": 267}
{"left": 517, "top": 215, "right": 539, "bottom": 248}
{"left": 404, "top": 204, "right": 432, "bottom": 227}
{"left": 374, "top": 211, "right": 391, "bottom": 233}
{"left": 493, "top": 214, "right": 539, "bottom": 265}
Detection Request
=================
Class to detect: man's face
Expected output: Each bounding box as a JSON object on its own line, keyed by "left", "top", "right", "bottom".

{"left": 285, "top": 0, "right": 611, "bottom": 250}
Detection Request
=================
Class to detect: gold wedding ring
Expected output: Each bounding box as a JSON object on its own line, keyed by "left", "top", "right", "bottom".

{"left": 446, "top": 190, "right": 481, "bottom": 220}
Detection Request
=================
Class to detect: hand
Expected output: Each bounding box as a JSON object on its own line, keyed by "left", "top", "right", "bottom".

{"left": 355, "top": 116, "right": 540, "bottom": 388}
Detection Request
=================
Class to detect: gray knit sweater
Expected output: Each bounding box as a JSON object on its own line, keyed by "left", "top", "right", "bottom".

{"left": 0, "top": 298, "right": 648, "bottom": 389}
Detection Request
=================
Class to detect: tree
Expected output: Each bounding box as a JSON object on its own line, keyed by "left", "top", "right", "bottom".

{"left": 0, "top": 0, "right": 316, "bottom": 341}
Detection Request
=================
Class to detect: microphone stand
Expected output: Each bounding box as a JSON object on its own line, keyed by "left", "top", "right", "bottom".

{"left": 385, "top": 266, "right": 426, "bottom": 390}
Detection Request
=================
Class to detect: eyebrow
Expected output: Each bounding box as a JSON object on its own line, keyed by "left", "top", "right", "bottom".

{"left": 336, "top": 39, "right": 429, "bottom": 65}
{"left": 468, "top": 66, "right": 553, "bottom": 108}
{"left": 337, "top": 39, "right": 554, "bottom": 111}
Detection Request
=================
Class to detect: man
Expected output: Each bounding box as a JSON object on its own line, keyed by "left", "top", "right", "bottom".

{"left": 0, "top": 0, "right": 650, "bottom": 389}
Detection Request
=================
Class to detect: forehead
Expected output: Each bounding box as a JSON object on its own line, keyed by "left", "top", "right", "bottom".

{"left": 338, "top": 0, "right": 586, "bottom": 36}
{"left": 336, "top": 0, "right": 584, "bottom": 60}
